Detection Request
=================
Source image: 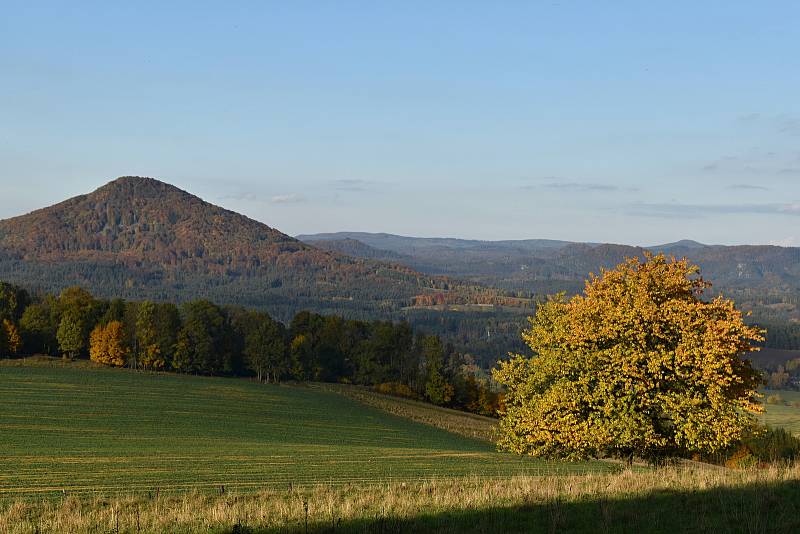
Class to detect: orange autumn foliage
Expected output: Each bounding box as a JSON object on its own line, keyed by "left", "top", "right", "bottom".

{"left": 89, "top": 321, "right": 127, "bottom": 367}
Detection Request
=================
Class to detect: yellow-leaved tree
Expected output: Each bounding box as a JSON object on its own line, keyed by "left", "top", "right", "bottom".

{"left": 89, "top": 320, "right": 127, "bottom": 367}
{"left": 493, "top": 253, "right": 764, "bottom": 463}
{"left": 1, "top": 319, "right": 22, "bottom": 356}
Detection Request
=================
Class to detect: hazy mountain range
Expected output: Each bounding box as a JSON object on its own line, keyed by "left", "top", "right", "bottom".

{"left": 299, "top": 232, "right": 800, "bottom": 296}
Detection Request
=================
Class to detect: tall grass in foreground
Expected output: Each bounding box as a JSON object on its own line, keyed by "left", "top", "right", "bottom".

{"left": 3, "top": 466, "right": 800, "bottom": 533}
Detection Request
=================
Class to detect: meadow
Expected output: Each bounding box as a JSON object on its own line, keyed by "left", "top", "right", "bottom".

{"left": 4, "top": 359, "right": 800, "bottom": 532}
{"left": 0, "top": 359, "right": 611, "bottom": 501}
{"left": 762, "top": 389, "right": 800, "bottom": 435}
{"left": 3, "top": 464, "right": 800, "bottom": 533}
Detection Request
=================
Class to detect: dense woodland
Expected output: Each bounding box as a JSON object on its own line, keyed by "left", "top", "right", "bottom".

{"left": 0, "top": 281, "right": 501, "bottom": 416}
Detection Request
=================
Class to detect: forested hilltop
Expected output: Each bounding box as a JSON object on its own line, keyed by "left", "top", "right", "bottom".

{"left": 0, "top": 177, "right": 525, "bottom": 322}
{"left": 0, "top": 281, "right": 500, "bottom": 416}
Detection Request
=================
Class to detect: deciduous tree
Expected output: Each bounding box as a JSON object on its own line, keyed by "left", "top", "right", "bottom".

{"left": 89, "top": 320, "right": 127, "bottom": 366}
{"left": 20, "top": 302, "right": 57, "bottom": 355}
{"left": 1, "top": 319, "right": 21, "bottom": 356}
{"left": 136, "top": 301, "right": 164, "bottom": 369}
{"left": 494, "top": 253, "right": 764, "bottom": 462}
{"left": 57, "top": 311, "right": 85, "bottom": 360}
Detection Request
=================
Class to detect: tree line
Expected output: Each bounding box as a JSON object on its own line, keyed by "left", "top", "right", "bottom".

{"left": 0, "top": 281, "right": 500, "bottom": 416}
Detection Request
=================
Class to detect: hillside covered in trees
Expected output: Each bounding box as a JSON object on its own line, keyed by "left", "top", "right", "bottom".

{"left": 0, "top": 177, "right": 524, "bottom": 322}
{"left": 0, "top": 281, "right": 500, "bottom": 416}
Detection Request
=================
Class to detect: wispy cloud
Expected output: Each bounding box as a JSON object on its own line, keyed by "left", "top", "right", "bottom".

{"left": 330, "top": 179, "right": 380, "bottom": 192}
{"left": 701, "top": 148, "right": 799, "bottom": 177}
{"left": 545, "top": 181, "right": 620, "bottom": 192}
{"left": 727, "top": 184, "right": 770, "bottom": 191}
{"left": 522, "top": 178, "right": 637, "bottom": 193}
{"left": 737, "top": 113, "right": 800, "bottom": 136}
{"left": 777, "top": 115, "right": 800, "bottom": 135}
{"left": 626, "top": 202, "right": 800, "bottom": 219}
{"left": 220, "top": 192, "right": 258, "bottom": 201}
{"left": 270, "top": 194, "right": 305, "bottom": 204}
{"left": 220, "top": 191, "right": 306, "bottom": 204}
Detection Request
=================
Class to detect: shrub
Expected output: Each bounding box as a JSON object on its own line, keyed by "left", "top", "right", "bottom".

{"left": 744, "top": 427, "right": 800, "bottom": 464}
{"left": 725, "top": 445, "right": 758, "bottom": 469}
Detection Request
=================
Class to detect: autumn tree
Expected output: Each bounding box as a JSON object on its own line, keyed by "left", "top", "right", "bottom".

{"left": 0, "top": 319, "right": 22, "bottom": 356}
{"left": 493, "top": 254, "right": 764, "bottom": 462}
{"left": 89, "top": 321, "right": 127, "bottom": 366}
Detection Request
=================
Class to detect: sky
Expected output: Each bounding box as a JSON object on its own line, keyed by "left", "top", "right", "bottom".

{"left": 1, "top": 1, "right": 799, "bottom": 246}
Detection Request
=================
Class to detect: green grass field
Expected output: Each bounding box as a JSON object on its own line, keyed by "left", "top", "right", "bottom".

{"left": 0, "top": 360, "right": 612, "bottom": 499}
{"left": 761, "top": 389, "right": 800, "bottom": 435}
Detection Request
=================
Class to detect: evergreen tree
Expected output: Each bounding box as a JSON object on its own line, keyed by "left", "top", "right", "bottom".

{"left": 422, "top": 336, "right": 454, "bottom": 406}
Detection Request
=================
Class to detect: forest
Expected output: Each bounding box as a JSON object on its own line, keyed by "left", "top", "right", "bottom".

{"left": 0, "top": 281, "right": 500, "bottom": 416}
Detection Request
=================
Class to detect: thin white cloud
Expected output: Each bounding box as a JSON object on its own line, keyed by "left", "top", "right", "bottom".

{"left": 329, "top": 179, "right": 387, "bottom": 192}
{"left": 626, "top": 202, "right": 800, "bottom": 219}
{"left": 727, "top": 184, "right": 770, "bottom": 191}
{"left": 270, "top": 194, "right": 305, "bottom": 204}
{"left": 219, "top": 192, "right": 258, "bottom": 201}
{"left": 522, "top": 178, "right": 637, "bottom": 193}
{"left": 737, "top": 113, "right": 800, "bottom": 135}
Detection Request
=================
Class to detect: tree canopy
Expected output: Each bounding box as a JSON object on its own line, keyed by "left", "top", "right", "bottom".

{"left": 493, "top": 253, "right": 764, "bottom": 462}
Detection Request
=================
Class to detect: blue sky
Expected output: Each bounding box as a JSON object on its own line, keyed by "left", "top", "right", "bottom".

{"left": 2, "top": 1, "right": 798, "bottom": 245}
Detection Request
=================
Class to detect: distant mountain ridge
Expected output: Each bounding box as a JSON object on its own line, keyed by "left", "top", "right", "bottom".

{"left": 306, "top": 238, "right": 407, "bottom": 263}
{"left": 298, "top": 231, "right": 799, "bottom": 287}
{"left": 299, "top": 231, "right": 800, "bottom": 326}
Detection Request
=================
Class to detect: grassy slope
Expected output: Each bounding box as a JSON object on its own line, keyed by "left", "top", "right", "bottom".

{"left": 316, "top": 383, "right": 497, "bottom": 442}
{"left": 0, "top": 360, "right": 611, "bottom": 499}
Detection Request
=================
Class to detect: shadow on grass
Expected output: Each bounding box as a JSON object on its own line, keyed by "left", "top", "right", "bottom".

{"left": 239, "top": 478, "right": 800, "bottom": 534}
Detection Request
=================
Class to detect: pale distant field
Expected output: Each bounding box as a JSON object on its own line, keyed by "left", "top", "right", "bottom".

{"left": 761, "top": 389, "right": 800, "bottom": 435}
